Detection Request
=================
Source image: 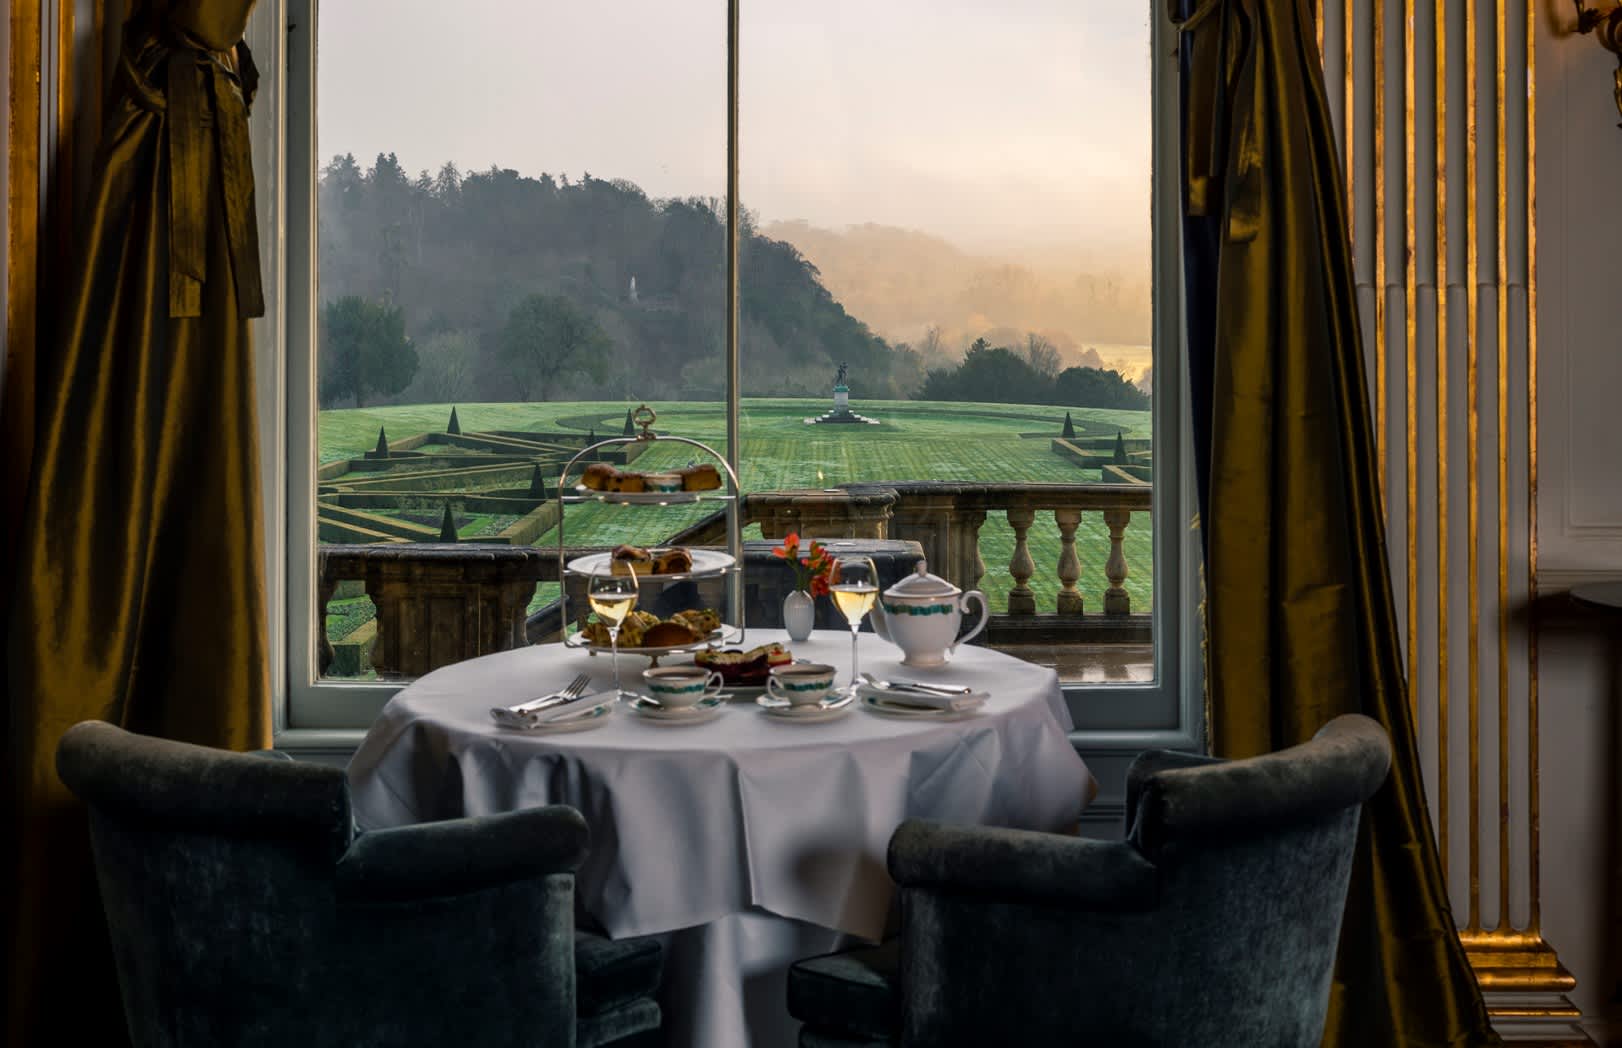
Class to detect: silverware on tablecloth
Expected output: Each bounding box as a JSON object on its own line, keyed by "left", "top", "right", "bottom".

{"left": 859, "top": 672, "right": 974, "bottom": 697}
{"left": 509, "top": 673, "right": 591, "bottom": 715}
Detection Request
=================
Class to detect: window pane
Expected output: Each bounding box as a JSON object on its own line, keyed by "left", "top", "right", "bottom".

{"left": 315, "top": 1, "right": 725, "bottom": 680}
{"left": 740, "top": 1, "right": 1155, "bottom": 683}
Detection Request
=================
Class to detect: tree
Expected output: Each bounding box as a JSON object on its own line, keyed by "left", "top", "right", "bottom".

{"left": 1024, "top": 333, "right": 1061, "bottom": 378}
{"left": 318, "top": 296, "right": 418, "bottom": 407}
{"left": 497, "top": 293, "right": 611, "bottom": 401}
{"left": 401, "top": 330, "right": 477, "bottom": 405}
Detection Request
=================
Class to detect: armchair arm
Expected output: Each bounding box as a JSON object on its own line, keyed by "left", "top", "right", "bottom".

{"left": 335, "top": 804, "right": 589, "bottom": 903}
{"left": 887, "top": 819, "right": 1157, "bottom": 911}
{"left": 1123, "top": 749, "right": 1225, "bottom": 833}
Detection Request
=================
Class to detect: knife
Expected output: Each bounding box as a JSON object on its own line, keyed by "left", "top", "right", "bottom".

{"left": 865, "top": 675, "right": 975, "bottom": 697}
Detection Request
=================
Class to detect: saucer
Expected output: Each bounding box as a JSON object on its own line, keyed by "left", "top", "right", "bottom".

{"left": 625, "top": 694, "right": 726, "bottom": 725}
{"left": 756, "top": 694, "right": 855, "bottom": 723}
{"left": 857, "top": 690, "right": 986, "bottom": 721}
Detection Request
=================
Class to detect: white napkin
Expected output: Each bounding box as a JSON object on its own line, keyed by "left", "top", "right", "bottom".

{"left": 860, "top": 685, "right": 986, "bottom": 712}
{"left": 490, "top": 694, "right": 610, "bottom": 729}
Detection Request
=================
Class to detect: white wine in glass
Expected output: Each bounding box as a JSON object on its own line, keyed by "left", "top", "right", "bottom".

{"left": 829, "top": 557, "right": 878, "bottom": 694}
{"left": 588, "top": 567, "right": 639, "bottom": 699}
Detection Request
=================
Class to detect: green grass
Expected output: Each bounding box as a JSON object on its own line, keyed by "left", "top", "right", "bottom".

{"left": 320, "top": 398, "right": 1155, "bottom": 613}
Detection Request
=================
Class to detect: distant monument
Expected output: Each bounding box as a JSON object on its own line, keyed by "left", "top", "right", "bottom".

{"left": 806, "top": 361, "right": 880, "bottom": 425}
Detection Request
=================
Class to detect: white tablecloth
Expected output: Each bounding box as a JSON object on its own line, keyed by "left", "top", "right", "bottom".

{"left": 347, "top": 630, "right": 1093, "bottom": 1047}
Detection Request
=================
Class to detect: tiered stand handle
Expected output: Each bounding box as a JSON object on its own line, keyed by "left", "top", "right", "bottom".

{"left": 554, "top": 404, "right": 746, "bottom": 653}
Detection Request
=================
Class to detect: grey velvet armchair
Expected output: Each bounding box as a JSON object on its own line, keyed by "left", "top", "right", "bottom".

{"left": 56, "top": 720, "right": 663, "bottom": 1048}
{"left": 788, "top": 713, "right": 1393, "bottom": 1047}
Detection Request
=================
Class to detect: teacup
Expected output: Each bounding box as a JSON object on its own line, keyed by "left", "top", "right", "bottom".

{"left": 642, "top": 666, "right": 724, "bottom": 709}
{"left": 766, "top": 663, "right": 838, "bottom": 707}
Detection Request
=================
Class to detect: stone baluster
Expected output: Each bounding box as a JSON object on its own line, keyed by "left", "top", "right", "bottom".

{"left": 1054, "top": 508, "right": 1084, "bottom": 615}
{"left": 1103, "top": 508, "right": 1131, "bottom": 615}
{"left": 1006, "top": 508, "right": 1037, "bottom": 615}
{"left": 957, "top": 507, "right": 988, "bottom": 594}
{"left": 316, "top": 562, "right": 339, "bottom": 676}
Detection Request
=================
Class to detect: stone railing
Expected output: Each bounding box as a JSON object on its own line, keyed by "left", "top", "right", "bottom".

{"left": 318, "top": 543, "right": 549, "bottom": 679}
{"left": 672, "top": 481, "right": 1153, "bottom": 643}
{"left": 318, "top": 482, "right": 1151, "bottom": 679}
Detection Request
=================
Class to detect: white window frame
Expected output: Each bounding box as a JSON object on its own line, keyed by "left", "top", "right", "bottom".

{"left": 261, "top": 0, "right": 1204, "bottom": 816}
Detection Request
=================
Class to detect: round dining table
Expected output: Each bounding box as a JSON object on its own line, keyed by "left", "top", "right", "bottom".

{"left": 346, "top": 630, "right": 1095, "bottom": 1048}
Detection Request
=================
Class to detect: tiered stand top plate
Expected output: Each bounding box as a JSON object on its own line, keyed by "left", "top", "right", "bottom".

{"left": 569, "top": 485, "right": 736, "bottom": 506}
{"left": 563, "top": 549, "right": 736, "bottom": 583}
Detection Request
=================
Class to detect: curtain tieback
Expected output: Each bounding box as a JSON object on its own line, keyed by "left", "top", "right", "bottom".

{"left": 121, "top": 36, "right": 265, "bottom": 319}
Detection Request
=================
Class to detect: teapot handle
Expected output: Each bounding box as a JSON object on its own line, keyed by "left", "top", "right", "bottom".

{"left": 952, "top": 590, "right": 989, "bottom": 651}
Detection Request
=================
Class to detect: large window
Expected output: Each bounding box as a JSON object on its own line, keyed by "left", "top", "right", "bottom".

{"left": 281, "top": 0, "right": 1192, "bottom": 749}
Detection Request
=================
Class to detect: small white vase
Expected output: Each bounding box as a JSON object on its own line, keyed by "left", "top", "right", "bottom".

{"left": 783, "top": 589, "right": 815, "bottom": 642}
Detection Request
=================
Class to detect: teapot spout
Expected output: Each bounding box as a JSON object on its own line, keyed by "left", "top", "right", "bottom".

{"left": 870, "top": 600, "right": 891, "bottom": 642}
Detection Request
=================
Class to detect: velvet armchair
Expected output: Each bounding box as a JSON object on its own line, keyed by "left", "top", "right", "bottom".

{"left": 56, "top": 720, "right": 663, "bottom": 1048}
{"left": 787, "top": 713, "right": 1393, "bottom": 1047}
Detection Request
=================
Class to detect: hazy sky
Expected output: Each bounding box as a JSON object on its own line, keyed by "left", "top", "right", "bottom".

{"left": 318, "top": 1, "right": 1154, "bottom": 267}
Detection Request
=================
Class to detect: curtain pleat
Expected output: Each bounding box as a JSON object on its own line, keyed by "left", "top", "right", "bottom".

{"left": 3, "top": 3, "right": 270, "bottom": 1043}
{"left": 1173, "top": 0, "right": 1501, "bottom": 1043}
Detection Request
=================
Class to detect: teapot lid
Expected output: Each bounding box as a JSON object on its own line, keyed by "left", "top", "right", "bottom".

{"left": 884, "top": 561, "right": 961, "bottom": 599}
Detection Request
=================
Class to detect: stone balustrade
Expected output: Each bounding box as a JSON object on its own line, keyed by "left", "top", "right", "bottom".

{"left": 317, "top": 482, "right": 1151, "bottom": 680}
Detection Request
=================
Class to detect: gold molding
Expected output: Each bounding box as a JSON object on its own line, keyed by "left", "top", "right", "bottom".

{"left": 4, "top": 0, "right": 44, "bottom": 543}
{"left": 1434, "top": 0, "right": 1451, "bottom": 880}
{"left": 1348, "top": 0, "right": 1570, "bottom": 1025}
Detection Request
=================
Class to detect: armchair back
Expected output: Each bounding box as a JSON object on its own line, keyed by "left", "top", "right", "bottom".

{"left": 57, "top": 720, "right": 587, "bottom": 1048}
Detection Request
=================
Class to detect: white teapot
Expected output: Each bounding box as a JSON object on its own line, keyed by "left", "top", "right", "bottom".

{"left": 870, "top": 561, "right": 989, "bottom": 668}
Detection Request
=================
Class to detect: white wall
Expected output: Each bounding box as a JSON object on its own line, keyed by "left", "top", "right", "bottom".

{"left": 1534, "top": 7, "right": 1622, "bottom": 1040}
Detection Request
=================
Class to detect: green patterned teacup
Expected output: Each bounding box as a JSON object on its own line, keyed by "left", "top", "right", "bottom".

{"left": 766, "top": 663, "right": 837, "bottom": 707}
{"left": 642, "top": 666, "right": 724, "bottom": 709}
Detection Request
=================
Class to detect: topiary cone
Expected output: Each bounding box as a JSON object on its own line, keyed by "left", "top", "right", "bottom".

{"left": 374, "top": 426, "right": 390, "bottom": 457}
{"left": 527, "top": 463, "right": 548, "bottom": 500}
{"left": 439, "top": 502, "right": 459, "bottom": 542}
{"left": 1061, "top": 412, "right": 1075, "bottom": 439}
{"left": 447, "top": 406, "right": 461, "bottom": 435}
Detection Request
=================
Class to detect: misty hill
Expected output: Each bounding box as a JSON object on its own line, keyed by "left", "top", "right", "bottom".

{"left": 319, "top": 154, "right": 924, "bottom": 404}
{"left": 316, "top": 153, "right": 1150, "bottom": 408}
{"left": 763, "top": 220, "right": 1152, "bottom": 376}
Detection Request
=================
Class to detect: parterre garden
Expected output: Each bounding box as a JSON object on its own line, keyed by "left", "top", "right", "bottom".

{"left": 318, "top": 399, "right": 1154, "bottom": 665}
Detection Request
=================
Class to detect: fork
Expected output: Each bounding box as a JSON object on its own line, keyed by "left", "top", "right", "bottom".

{"left": 510, "top": 673, "right": 592, "bottom": 714}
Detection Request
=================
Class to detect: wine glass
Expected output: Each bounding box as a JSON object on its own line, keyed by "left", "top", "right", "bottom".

{"left": 588, "top": 564, "right": 640, "bottom": 700}
{"left": 829, "top": 556, "right": 878, "bottom": 695}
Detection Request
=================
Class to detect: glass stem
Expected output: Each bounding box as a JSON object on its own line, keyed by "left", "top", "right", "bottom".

{"left": 609, "top": 626, "right": 623, "bottom": 697}
{"left": 850, "top": 625, "right": 860, "bottom": 690}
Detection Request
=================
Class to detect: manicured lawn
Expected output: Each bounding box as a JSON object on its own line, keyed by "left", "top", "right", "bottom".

{"left": 319, "top": 398, "right": 1155, "bottom": 617}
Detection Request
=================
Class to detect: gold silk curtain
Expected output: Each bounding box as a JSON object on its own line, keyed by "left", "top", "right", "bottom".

{"left": 1172, "top": 0, "right": 1500, "bottom": 1044}
{"left": 4, "top": 1, "right": 271, "bottom": 1042}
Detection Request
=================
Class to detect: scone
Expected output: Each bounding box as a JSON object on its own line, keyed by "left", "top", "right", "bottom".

{"left": 679, "top": 464, "right": 722, "bottom": 491}
{"left": 642, "top": 621, "right": 700, "bottom": 647}
{"left": 671, "top": 607, "right": 720, "bottom": 636}
{"left": 581, "top": 462, "right": 618, "bottom": 491}
{"left": 608, "top": 471, "right": 647, "bottom": 493}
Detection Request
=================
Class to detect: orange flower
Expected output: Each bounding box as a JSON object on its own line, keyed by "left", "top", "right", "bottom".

{"left": 776, "top": 532, "right": 836, "bottom": 593}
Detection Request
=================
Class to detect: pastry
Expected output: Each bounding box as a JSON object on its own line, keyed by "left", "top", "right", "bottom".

{"left": 641, "top": 621, "right": 700, "bottom": 647}
{"left": 611, "top": 544, "right": 653, "bottom": 577}
{"left": 653, "top": 547, "right": 693, "bottom": 574}
{"left": 671, "top": 607, "right": 720, "bottom": 636}
{"left": 695, "top": 642, "right": 792, "bottom": 684}
{"left": 580, "top": 463, "right": 617, "bottom": 491}
{"left": 617, "top": 610, "right": 659, "bottom": 647}
{"left": 644, "top": 472, "right": 683, "bottom": 493}
{"left": 679, "top": 464, "right": 722, "bottom": 491}
{"left": 607, "top": 471, "right": 647, "bottom": 493}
